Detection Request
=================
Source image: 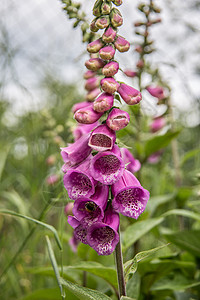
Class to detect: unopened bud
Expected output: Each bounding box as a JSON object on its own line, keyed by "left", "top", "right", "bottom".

{"left": 93, "top": 0, "right": 103, "bottom": 16}
{"left": 101, "top": 1, "right": 112, "bottom": 14}
{"left": 135, "top": 45, "right": 143, "bottom": 53}
{"left": 102, "top": 61, "right": 119, "bottom": 77}
{"left": 85, "top": 58, "right": 105, "bottom": 71}
{"left": 102, "top": 26, "right": 117, "bottom": 43}
{"left": 124, "top": 70, "right": 137, "bottom": 78}
{"left": 136, "top": 60, "right": 144, "bottom": 69}
{"left": 72, "top": 101, "right": 91, "bottom": 113}
{"left": 86, "top": 88, "right": 101, "bottom": 102}
{"left": 46, "top": 174, "right": 60, "bottom": 186}
{"left": 106, "top": 108, "right": 130, "bottom": 131}
{"left": 114, "top": 35, "right": 130, "bottom": 52}
{"left": 87, "top": 38, "right": 104, "bottom": 53}
{"left": 118, "top": 83, "right": 142, "bottom": 105}
{"left": 64, "top": 202, "right": 74, "bottom": 216}
{"left": 90, "top": 19, "right": 99, "bottom": 32}
{"left": 74, "top": 104, "right": 103, "bottom": 124}
{"left": 93, "top": 92, "right": 114, "bottom": 112}
{"left": 85, "top": 77, "right": 100, "bottom": 91}
{"left": 101, "top": 77, "right": 120, "bottom": 94}
{"left": 112, "top": 0, "right": 123, "bottom": 6}
{"left": 110, "top": 8, "right": 123, "bottom": 27}
{"left": 95, "top": 16, "right": 110, "bottom": 29}
{"left": 99, "top": 45, "right": 115, "bottom": 60}
{"left": 84, "top": 70, "right": 96, "bottom": 79}
{"left": 46, "top": 155, "right": 56, "bottom": 166}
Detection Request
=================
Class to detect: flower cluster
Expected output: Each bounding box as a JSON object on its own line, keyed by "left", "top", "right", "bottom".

{"left": 61, "top": 0, "right": 150, "bottom": 256}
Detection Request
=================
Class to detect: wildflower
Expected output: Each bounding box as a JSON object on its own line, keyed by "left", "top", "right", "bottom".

{"left": 61, "top": 133, "right": 92, "bottom": 171}
{"left": 46, "top": 174, "right": 59, "bottom": 186}
{"left": 150, "top": 117, "right": 166, "bottom": 133}
{"left": 72, "top": 122, "right": 99, "bottom": 141}
{"left": 112, "top": 170, "right": 149, "bottom": 218}
{"left": 64, "top": 202, "right": 74, "bottom": 216}
{"left": 110, "top": 8, "right": 123, "bottom": 27}
{"left": 85, "top": 77, "right": 100, "bottom": 91}
{"left": 85, "top": 58, "right": 105, "bottom": 71}
{"left": 90, "top": 144, "right": 125, "bottom": 185}
{"left": 102, "top": 26, "right": 117, "bottom": 43}
{"left": 114, "top": 36, "right": 130, "bottom": 52}
{"left": 86, "top": 88, "right": 101, "bottom": 102}
{"left": 146, "top": 85, "right": 165, "bottom": 100}
{"left": 87, "top": 39, "right": 104, "bottom": 53}
{"left": 68, "top": 216, "right": 88, "bottom": 244}
{"left": 72, "top": 183, "right": 109, "bottom": 226}
{"left": 95, "top": 15, "right": 110, "bottom": 29}
{"left": 118, "top": 83, "right": 142, "bottom": 105}
{"left": 88, "top": 124, "right": 116, "bottom": 151}
{"left": 72, "top": 101, "right": 91, "bottom": 113}
{"left": 93, "top": 92, "right": 114, "bottom": 113}
{"left": 120, "top": 148, "right": 141, "bottom": 173}
{"left": 124, "top": 70, "right": 137, "bottom": 78}
{"left": 106, "top": 108, "right": 130, "bottom": 131}
{"left": 99, "top": 45, "right": 115, "bottom": 60}
{"left": 74, "top": 103, "right": 103, "bottom": 124}
{"left": 84, "top": 70, "right": 96, "bottom": 79}
{"left": 101, "top": 77, "right": 120, "bottom": 94}
{"left": 87, "top": 205, "right": 119, "bottom": 255}
{"left": 147, "top": 150, "right": 163, "bottom": 164}
{"left": 63, "top": 156, "right": 96, "bottom": 200}
{"left": 102, "top": 61, "right": 119, "bottom": 77}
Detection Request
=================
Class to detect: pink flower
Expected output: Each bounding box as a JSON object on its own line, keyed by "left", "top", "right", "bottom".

{"left": 72, "top": 122, "right": 99, "bottom": 141}
{"left": 72, "top": 101, "right": 91, "bottom": 113}
{"left": 146, "top": 85, "right": 165, "bottom": 100}
{"left": 85, "top": 58, "right": 105, "bottom": 71}
{"left": 124, "top": 70, "right": 137, "bottom": 78}
{"left": 86, "top": 88, "right": 101, "bottom": 102}
{"left": 46, "top": 174, "right": 59, "bottom": 186}
{"left": 110, "top": 8, "right": 123, "bottom": 27}
{"left": 120, "top": 148, "right": 141, "bottom": 173}
{"left": 85, "top": 77, "right": 99, "bottom": 91}
{"left": 74, "top": 103, "right": 103, "bottom": 124}
{"left": 87, "top": 39, "right": 104, "bottom": 53}
{"left": 93, "top": 92, "right": 114, "bottom": 113}
{"left": 101, "top": 77, "right": 120, "bottom": 94}
{"left": 114, "top": 36, "right": 130, "bottom": 52}
{"left": 102, "top": 61, "right": 119, "bottom": 77}
{"left": 99, "top": 45, "right": 115, "bottom": 60}
{"left": 150, "top": 117, "right": 166, "bottom": 133}
{"left": 106, "top": 108, "right": 130, "bottom": 131}
{"left": 88, "top": 124, "right": 116, "bottom": 152}
{"left": 102, "top": 26, "right": 117, "bottom": 43}
{"left": 118, "top": 83, "right": 142, "bottom": 105}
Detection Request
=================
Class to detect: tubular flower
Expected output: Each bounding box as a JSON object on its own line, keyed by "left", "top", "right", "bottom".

{"left": 85, "top": 58, "right": 105, "bottom": 71}
{"left": 146, "top": 85, "right": 165, "bottom": 100}
{"left": 120, "top": 148, "right": 141, "bottom": 173}
{"left": 95, "top": 15, "right": 110, "bottom": 29}
{"left": 99, "top": 45, "right": 115, "bottom": 60}
{"left": 61, "top": 133, "right": 92, "bottom": 172}
{"left": 106, "top": 108, "right": 130, "bottom": 131}
{"left": 88, "top": 124, "right": 116, "bottom": 152}
{"left": 84, "top": 70, "right": 96, "bottom": 79}
{"left": 63, "top": 156, "right": 96, "bottom": 200}
{"left": 72, "top": 101, "right": 91, "bottom": 113}
{"left": 114, "top": 36, "right": 130, "bottom": 52}
{"left": 72, "top": 183, "right": 109, "bottom": 226}
{"left": 112, "top": 170, "right": 149, "bottom": 219}
{"left": 68, "top": 216, "right": 88, "bottom": 244}
{"left": 102, "top": 61, "right": 119, "bottom": 77}
{"left": 90, "top": 144, "right": 125, "bottom": 185}
{"left": 110, "top": 8, "right": 123, "bottom": 27}
{"left": 93, "top": 92, "right": 114, "bottom": 113}
{"left": 72, "top": 122, "right": 99, "bottom": 141}
{"left": 86, "top": 88, "right": 101, "bottom": 102}
{"left": 85, "top": 77, "right": 100, "bottom": 91}
{"left": 102, "top": 26, "right": 117, "bottom": 43}
{"left": 118, "top": 83, "right": 142, "bottom": 105}
{"left": 74, "top": 103, "right": 103, "bottom": 124}
{"left": 124, "top": 70, "right": 137, "bottom": 78}
{"left": 87, "top": 205, "right": 120, "bottom": 255}
{"left": 87, "top": 38, "right": 104, "bottom": 53}
{"left": 150, "top": 117, "right": 166, "bottom": 133}
{"left": 101, "top": 77, "right": 120, "bottom": 94}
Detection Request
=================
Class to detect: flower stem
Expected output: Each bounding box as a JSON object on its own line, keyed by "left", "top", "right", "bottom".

{"left": 115, "top": 229, "right": 126, "bottom": 298}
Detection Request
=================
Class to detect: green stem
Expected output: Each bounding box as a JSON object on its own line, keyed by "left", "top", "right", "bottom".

{"left": 115, "top": 230, "right": 126, "bottom": 299}
{"left": 0, "top": 198, "right": 52, "bottom": 281}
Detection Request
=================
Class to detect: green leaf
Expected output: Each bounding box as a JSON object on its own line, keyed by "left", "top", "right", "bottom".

{"left": 124, "top": 244, "right": 169, "bottom": 282}
{"left": 164, "top": 230, "right": 200, "bottom": 257}
{"left": 46, "top": 236, "right": 65, "bottom": 298}
{"left": 144, "top": 130, "right": 181, "bottom": 158}
{"left": 126, "top": 272, "right": 140, "bottom": 300}
{"left": 122, "top": 217, "right": 164, "bottom": 252}
{"left": 19, "top": 288, "right": 61, "bottom": 300}
{"left": 150, "top": 273, "right": 200, "bottom": 291}
{"left": 180, "top": 148, "right": 200, "bottom": 166}
{"left": 121, "top": 297, "right": 136, "bottom": 300}
{"left": 60, "top": 277, "right": 112, "bottom": 300}
{"left": 162, "top": 209, "right": 200, "bottom": 222}
{"left": 146, "top": 194, "right": 174, "bottom": 216}
{"left": 0, "top": 209, "right": 62, "bottom": 250}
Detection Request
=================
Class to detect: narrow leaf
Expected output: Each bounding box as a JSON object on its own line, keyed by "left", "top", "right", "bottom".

{"left": 162, "top": 209, "right": 200, "bottom": 222}
{"left": 121, "top": 297, "right": 136, "bottom": 300}
{"left": 19, "top": 288, "right": 61, "bottom": 300}
{"left": 0, "top": 145, "right": 10, "bottom": 180}
{"left": 181, "top": 148, "right": 200, "bottom": 166}
{"left": 0, "top": 209, "right": 62, "bottom": 250}
{"left": 60, "top": 277, "right": 112, "bottom": 300}
{"left": 45, "top": 236, "right": 65, "bottom": 298}
{"left": 122, "top": 217, "right": 164, "bottom": 252}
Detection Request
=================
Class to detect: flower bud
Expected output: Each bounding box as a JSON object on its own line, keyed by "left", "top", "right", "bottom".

{"left": 99, "top": 45, "right": 115, "bottom": 60}
{"left": 95, "top": 16, "right": 110, "bottom": 29}
{"left": 46, "top": 155, "right": 56, "bottom": 166}
{"left": 72, "top": 101, "right": 90, "bottom": 113}
{"left": 64, "top": 202, "right": 74, "bottom": 216}
{"left": 88, "top": 124, "right": 116, "bottom": 151}
{"left": 150, "top": 117, "right": 166, "bottom": 132}
{"left": 46, "top": 174, "right": 60, "bottom": 186}
{"left": 84, "top": 70, "right": 96, "bottom": 79}
{"left": 124, "top": 70, "right": 137, "bottom": 78}
{"left": 93, "top": 92, "right": 114, "bottom": 112}
{"left": 101, "top": 77, "right": 120, "bottom": 94}
{"left": 136, "top": 59, "right": 144, "bottom": 69}
{"left": 102, "top": 61, "right": 119, "bottom": 77}
{"left": 106, "top": 108, "right": 130, "bottom": 131}
{"left": 85, "top": 77, "right": 99, "bottom": 91}
{"left": 121, "top": 148, "right": 141, "bottom": 173}
{"left": 114, "top": 35, "right": 130, "bottom": 52}
{"left": 86, "top": 88, "right": 101, "bottom": 102}
{"left": 102, "top": 26, "right": 117, "bottom": 43}
{"left": 85, "top": 58, "right": 105, "bottom": 71}
{"left": 110, "top": 8, "right": 123, "bottom": 27}
{"left": 93, "top": 0, "right": 103, "bottom": 16}
{"left": 118, "top": 83, "right": 142, "bottom": 105}
{"left": 87, "top": 38, "right": 104, "bottom": 53}
{"left": 74, "top": 104, "right": 103, "bottom": 124}
{"left": 112, "top": 0, "right": 123, "bottom": 6}
{"left": 90, "top": 19, "right": 99, "bottom": 32}
{"left": 146, "top": 85, "right": 165, "bottom": 100}
{"left": 101, "top": 1, "right": 112, "bottom": 14}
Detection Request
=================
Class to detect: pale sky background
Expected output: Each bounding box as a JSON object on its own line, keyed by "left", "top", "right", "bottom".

{"left": 0, "top": 0, "right": 200, "bottom": 126}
